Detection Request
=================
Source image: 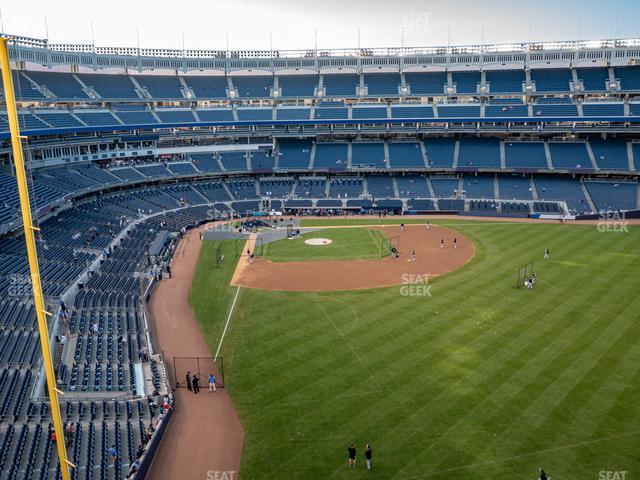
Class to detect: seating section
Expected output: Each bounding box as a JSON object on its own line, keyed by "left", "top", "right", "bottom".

{"left": 278, "top": 141, "right": 312, "bottom": 169}
{"left": 504, "top": 142, "right": 548, "bottom": 169}
{"left": 405, "top": 72, "right": 447, "bottom": 95}
{"left": 590, "top": 139, "right": 630, "bottom": 170}
{"left": 458, "top": 139, "right": 501, "bottom": 168}
{"left": 576, "top": 68, "right": 609, "bottom": 92}
{"left": 367, "top": 175, "right": 396, "bottom": 198}
{"left": 584, "top": 181, "right": 638, "bottom": 211}
{"left": 498, "top": 175, "right": 533, "bottom": 200}
{"left": 438, "top": 104, "right": 481, "bottom": 118}
{"left": 396, "top": 175, "right": 430, "bottom": 198}
{"left": 535, "top": 175, "right": 591, "bottom": 214}
{"left": 548, "top": 143, "right": 591, "bottom": 170}
{"left": 77, "top": 73, "right": 139, "bottom": 99}
{"left": 278, "top": 75, "right": 318, "bottom": 97}
{"left": 75, "top": 111, "right": 121, "bottom": 126}
{"left": 26, "top": 71, "right": 89, "bottom": 99}
{"left": 424, "top": 139, "right": 455, "bottom": 168}
{"left": 391, "top": 105, "right": 434, "bottom": 119}
{"left": 485, "top": 70, "right": 524, "bottom": 94}
{"left": 232, "top": 76, "right": 274, "bottom": 98}
{"left": 314, "top": 143, "right": 349, "bottom": 169}
{"left": 532, "top": 102, "right": 578, "bottom": 116}
{"left": 531, "top": 68, "right": 572, "bottom": 92}
{"left": 0, "top": 190, "right": 182, "bottom": 480}
{"left": 615, "top": 66, "right": 640, "bottom": 91}
{"left": 219, "top": 152, "right": 249, "bottom": 172}
{"left": 451, "top": 71, "right": 480, "bottom": 94}
{"left": 276, "top": 107, "right": 311, "bottom": 120}
{"left": 134, "top": 75, "right": 184, "bottom": 99}
{"left": 364, "top": 73, "right": 401, "bottom": 96}
{"left": 329, "top": 178, "right": 363, "bottom": 197}
{"left": 351, "top": 143, "right": 386, "bottom": 169}
{"left": 582, "top": 103, "right": 624, "bottom": 116}
{"left": 352, "top": 106, "right": 388, "bottom": 120}
{"left": 388, "top": 142, "right": 425, "bottom": 168}
{"left": 323, "top": 74, "right": 360, "bottom": 97}
{"left": 462, "top": 175, "right": 495, "bottom": 199}
{"left": 430, "top": 177, "right": 459, "bottom": 197}
{"left": 183, "top": 76, "right": 229, "bottom": 99}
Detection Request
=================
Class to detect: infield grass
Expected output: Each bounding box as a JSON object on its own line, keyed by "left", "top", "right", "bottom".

{"left": 261, "top": 227, "right": 387, "bottom": 262}
{"left": 190, "top": 220, "right": 640, "bottom": 480}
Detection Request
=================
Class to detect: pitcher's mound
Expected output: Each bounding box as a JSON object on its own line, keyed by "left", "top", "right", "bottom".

{"left": 304, "top": 238, "right": 333, "bottom": 246}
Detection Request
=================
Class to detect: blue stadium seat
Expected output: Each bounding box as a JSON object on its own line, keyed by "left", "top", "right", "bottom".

{"left": 314, "top": 143, "right": 349, "bottom": 169}
{"left": 388, "top": 142, "right": 425, "bottom": 168}
{"left": 530, "top": 68, "right": 572, "bottom": 92}
{"left": 404, "top": 72, "right": 447, "bottom": 95}
{"left": 485, "top": 70, "right": 525, "bottom": 94}
{"left": 458, "top": 138, "right": 501, "bottom": 168}
{"left": 26, "top": 71, "right": 89, "bottom": 99}
{"left": 424, "top": 138, "right": 455, "bottom": 168}
{"left": 77, "top": 73, "right": 139, "bottom": 99}
{"left": 351, "top": 143, "right": 386, "bottom": 169}
{"left": 504, "top": 142, "right": 548, "bottom": 169}
{"left": 278, "top": 75, "right": 318, "bottom": 97}
{"left": 323, "top": 74, "right": 359, "bottom": 97}
{"left": 363, "top": 73, "right": 401, "bottom": 96}
{"left": 183, "top": 76, "right": 229, "bottom": 99}
{"left": 232, "top": 76, "right": 274, "bottom": 98}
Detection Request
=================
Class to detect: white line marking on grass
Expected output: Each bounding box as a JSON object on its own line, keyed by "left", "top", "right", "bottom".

{"left": 402, "top": 429, "right": 640, "bottom": 479}
{"left": 214, "top": 286, "right": 241, "bottom": 362}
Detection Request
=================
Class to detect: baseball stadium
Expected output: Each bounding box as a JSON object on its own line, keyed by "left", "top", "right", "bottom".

{"left": 0, "top": 1, "right": 639, "bottom": 479}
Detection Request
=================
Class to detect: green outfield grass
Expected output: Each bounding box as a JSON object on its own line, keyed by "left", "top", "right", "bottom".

{"left": 260, "top": 227, "right": 387, "bottom": 262}
{"left": 190, "top": 221, "right": 640, "bottom": 480}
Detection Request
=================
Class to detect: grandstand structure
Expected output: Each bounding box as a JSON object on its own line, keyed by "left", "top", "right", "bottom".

{"left": 0, "top": 32, "right": 639, "bottom": 479}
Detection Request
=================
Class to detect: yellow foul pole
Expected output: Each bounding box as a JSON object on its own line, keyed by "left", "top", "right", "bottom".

{"left": 0, "top": 37, "right": 73, "bottom": 480}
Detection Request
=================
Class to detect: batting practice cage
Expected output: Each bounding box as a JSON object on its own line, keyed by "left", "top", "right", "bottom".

{"left": 516, "top": 261, "right": 535, "bottom": 288}
{"left": 215, "top": 243, "right": 223, "bottom": 269}
{"left": 380, "top": 235, "right": 400, "bottom": 257}
{"left": 173, "top": 356, "right": 225, "bottom": 388}
{"left": 233, "top": 237, "right": 264, "bottom": 258}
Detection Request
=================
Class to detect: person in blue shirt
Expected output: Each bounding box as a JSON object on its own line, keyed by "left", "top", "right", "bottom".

{"left": 208, "top": 373, "right": 217, "bottom": 392}
{"left": 108, "top": 445, "right": 118, "bottom": 465}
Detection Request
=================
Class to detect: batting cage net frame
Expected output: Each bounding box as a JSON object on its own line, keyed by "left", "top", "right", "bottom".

{"left": 380, "top": 235, "right": 400, "bottom": 257}
{"left": 234, "top": 238, "right": 264, "bottom": 258}
{"left": 516, "top": 261, "right": 535, "bottom": 289}
{"left": 173, "top": 356, "right": 225, "bottom": 388}
{"left": 215, "top": 243, "right": 223, "bottom": 269}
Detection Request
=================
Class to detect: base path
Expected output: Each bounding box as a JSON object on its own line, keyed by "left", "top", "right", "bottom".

{"left": 147, "top": 226, "right": 244, "bottom": 480}
{"left": 232, "top": 224, "right": 474, "bottom": 291}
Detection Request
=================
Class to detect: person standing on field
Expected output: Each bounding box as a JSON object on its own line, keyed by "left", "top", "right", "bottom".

{"left": 185, "top": 371, "right": 192, "bottom": 391}
{"left": 347, "top": 443, "right": 356, "bottom": 467}
{"left": 365, "top": 444, "right": 372, "bottom": 470}
{"left": 544, "top": 248, "right": 550, "bottom": 259}
{"left": 192, "top": 374, "right": 200, "bottom": 394}
{"left": 208, "top": 373, "right": 217, "bottom": 392}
